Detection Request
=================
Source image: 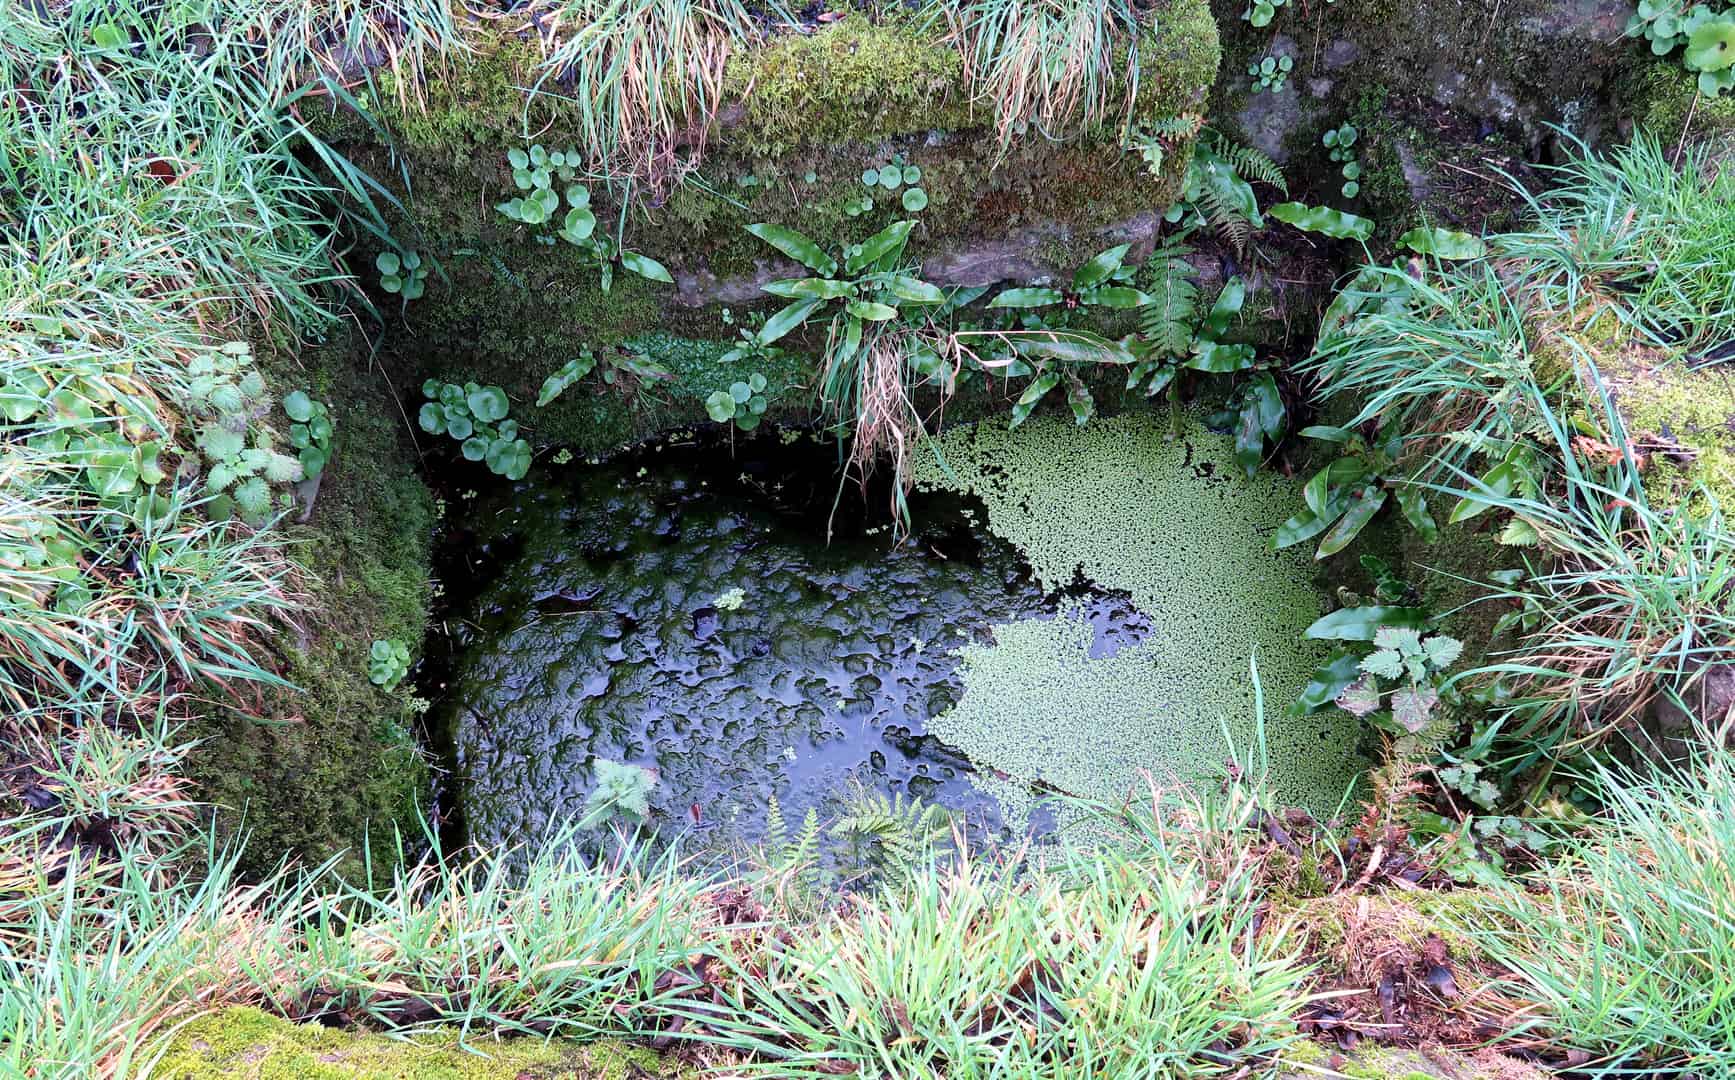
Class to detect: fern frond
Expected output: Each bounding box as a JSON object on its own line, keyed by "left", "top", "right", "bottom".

{"left": 1145, "top": 111, "right": 1204, "bottom": 141}
{"left": 1197, "top": 183, "right": 1252, "bottom": 253}
{"left": 765, "top": 793, "right": 788, "bottom": 856}
{"left": 790, "top": 808, "right": 821, "bottom": 869}
{"left": 1206, "top": 131, "right": 1288, "bottom": 194}
{"left": 1139, "top": 240, "right": 1199, "bottom": 358}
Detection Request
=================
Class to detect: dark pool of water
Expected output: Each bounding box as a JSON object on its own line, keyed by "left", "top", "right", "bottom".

{"left": 421, "top": 430, "right": 1149, "bottom": 851}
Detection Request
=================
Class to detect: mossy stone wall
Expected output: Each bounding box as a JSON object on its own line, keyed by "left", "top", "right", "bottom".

{"left": 312, "top": 3, "right": 1218, "bottom": 454}
{"left": 186, "top": 328, "right": 435, "bottom": 878}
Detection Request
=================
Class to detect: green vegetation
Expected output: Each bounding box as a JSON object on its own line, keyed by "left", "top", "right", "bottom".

{"left": 1290, "top": 131, "right": 1735, "bottom": 790}
{"left": 704, "top": 373, "right": 771, "bottom": 430}
{"left": 948, "top": 0, "right": 1161, "bottom": 149}
{"left": 376, "top": 249, "right": 431, "bottom": 302}
{"left": 1626, "top": 0, "right": 1735, "bottom": 95}
{"left": 914, "top": 414, "right": 1362, "bottom": 826}
{"left": 368, "top": 638, "right": 413, "bottom": 690}
{"left": 534, "top": 0, "right": 777, "bottom": 183}
{"left": 1463, "top": 749, "right": 1735, "bottom": 1073}
{"left": 1248, "top": 52, "right": 1294, "bottom": 94}
{"left": 1323, "top": 122, "right": 1363, "bottom": 200}
{"left": 158, "top": 1008, "right": 685, "bottom": 1079}
{"left": 9, "top": 0, "right": 1735, "bottom": 1075}
{"left": 577, "top": 759, "right": 658, "bottom": 830}
{"left": 417, "top": 380, "right": 533, "bottom": 479}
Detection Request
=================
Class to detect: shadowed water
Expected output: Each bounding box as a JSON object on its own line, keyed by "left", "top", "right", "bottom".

{"left": 430, "top": 431, "right": 1157, "bottom": 850}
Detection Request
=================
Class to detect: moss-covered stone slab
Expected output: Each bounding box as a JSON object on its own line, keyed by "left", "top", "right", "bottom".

{"left": 154, "top": 1007, "right": 687, "bottom": 1079}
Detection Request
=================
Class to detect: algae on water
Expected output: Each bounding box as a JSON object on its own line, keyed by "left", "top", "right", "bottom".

{"left": 914, "top": 414, "right": 1367, "bottom": 828}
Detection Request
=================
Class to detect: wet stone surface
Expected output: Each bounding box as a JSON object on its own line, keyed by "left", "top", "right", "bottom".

{"left": 430, "top": 432, "right": 1146, "bottom": 849}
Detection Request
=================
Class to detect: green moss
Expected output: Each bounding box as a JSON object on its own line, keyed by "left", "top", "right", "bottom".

{"left": 1611, "top": 353, "right": 1735, "bottom": 515}
{"left": 724, "top": 15, "right": 974, "bottom": 159}
{"left": 377, "top": 31, "right": 553, "bottom": 160}
{"left": 328, "top": 2, "right": 1221, "bottom": 455}
{"left": 915, "top": 414, "right": 1367, "bottom": 827}
{"left": 186, "top": 329, "right": 434, "bottom": 877}
{"left": 154, "top": 1007, "right": 685, "bottom": 1079}
{"left": 1632, "top": 61, "right": 1735, "bottom": 142}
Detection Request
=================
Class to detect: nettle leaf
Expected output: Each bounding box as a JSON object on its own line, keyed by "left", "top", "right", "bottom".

{"left": 1360, "top": 648, "right": 1405, "bottom": 679}
{"left": 1390, "top": 687, "right": 1440, "bottom": 733}
{"left": 1498, "top": 516, "right": 1541, "bottom": 545}
{"left": 1373, "top": 625, "right": 1422, "bottom": 652}
{"left": 1423, "top": 635, "right": 1464, "bottom": 670}
{"left": 1335, "top": 674, "right": 1383, "bottom": 718}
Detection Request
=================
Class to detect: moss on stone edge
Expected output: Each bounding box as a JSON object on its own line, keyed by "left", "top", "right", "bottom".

{"left": 153, "top": 1007, "right": 685, "bottom": 1079}
{"left": 359, "top": 3, "right": 1218, "bottom": 159}
{"left": 915, "top": 414, "right": 1366, "bottom": 827}
{"left": 1610, "top": 352, "right": 1735, "bottom": 516}
{"left": 185, "top": 329, "right": 434, "bottom": 878}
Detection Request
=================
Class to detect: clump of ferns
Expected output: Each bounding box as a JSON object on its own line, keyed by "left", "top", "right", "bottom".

{"left": 1168, "top": 131, "right": 1288, "bottom": 255}
{"left": 752, "top": 787, "right": 956, "bottom": 916}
